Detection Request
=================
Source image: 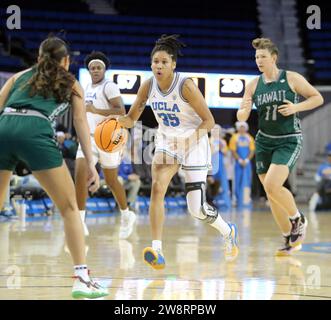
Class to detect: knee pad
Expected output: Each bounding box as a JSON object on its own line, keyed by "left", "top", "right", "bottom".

{"left": 185, "top": 181, "right": 218, "bottom": 224}
{"left": 200, "top": 202, "right": 218, "bottom": 224}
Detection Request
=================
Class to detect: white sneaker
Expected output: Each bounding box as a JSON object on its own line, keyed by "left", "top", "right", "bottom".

{"left": 72, "top": 276, "right": 108, "bottom": 299}
{"left": 119, "top": 210, "right": 136, "bottom": 239}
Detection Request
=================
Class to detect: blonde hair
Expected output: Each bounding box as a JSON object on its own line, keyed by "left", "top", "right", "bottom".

{"left": 252, "top": 38, "right": 279, "bottom": 56}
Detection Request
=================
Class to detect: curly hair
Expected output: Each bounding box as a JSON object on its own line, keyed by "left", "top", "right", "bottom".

{"left": 28, "top": 36, "right": 77, "bottom": 103}
{"left": 84, "top": 51, "right": 110, "bottom": 69}
{"left": 151, "top": 34, "right": 186, "bottom": 61}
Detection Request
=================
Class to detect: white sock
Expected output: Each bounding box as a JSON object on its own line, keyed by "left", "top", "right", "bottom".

{"left": 289, "top": 210, "right": 300, "bottom": 220}
{"left": 152, "top": 240, "right": 162, "bottom": 252}
{"left": 120, "top": 207, "right": 130, "bottom": 218}
{"left": 211, "top": 215, "right": 231, "bottom": 237}
{"left": 74, "top": 265, "right": 89, "bottom": 282}
{"left": 79, "top": 210, "right": 86, "bottom": 223}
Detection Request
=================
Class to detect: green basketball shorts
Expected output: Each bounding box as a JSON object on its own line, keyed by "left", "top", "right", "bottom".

{"left": 255, "top": 130, "right": 303, "bottom": 175}
{"left": 0, "top": 114, "right": 63, "bottom": 171}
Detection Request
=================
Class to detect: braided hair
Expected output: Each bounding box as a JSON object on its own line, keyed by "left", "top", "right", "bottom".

{"left": 151, "top": 34, "right": 186, "bottom": 61}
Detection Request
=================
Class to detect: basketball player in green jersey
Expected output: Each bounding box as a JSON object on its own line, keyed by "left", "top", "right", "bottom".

{"left": 237, "top": 38, "right": 324, "bottom": 255}
{"left": 0, "top": 37, "right": 108, "bottom": 298}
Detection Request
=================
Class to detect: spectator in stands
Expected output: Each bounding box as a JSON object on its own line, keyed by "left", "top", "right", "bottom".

{"left": 118, "top": 149, "right": 141, "bottom": 211}
{"left": 56, "top": 130, "right": 78, "bottom": 178}
{"left": 237, "top": 37, "right": 324, "bottom": 255}
{"left": 75, "top": 51, "right": 136, "bottom": 240}
{"left": 206, "top": 125, "right": 231, "bottom": 207}
{"left": 222, "top": 128, "right": 236, "bottom": 204}
{"left": 325, "top": 142, "right": 331, "bottom": 153}
{"left": 0, "top": 36, "right": 107, "bottom": 299}
{"left": 0, "top": 162, "right": 42, "bottom": 218}
{"left": 309, "top": 148, "right": 331, "bottom": 212}
{"left": 229, "top": 121, "right": 255, "bottom": 207}
{"left": 131, "top": 128, "right": 153, "bottom": 190}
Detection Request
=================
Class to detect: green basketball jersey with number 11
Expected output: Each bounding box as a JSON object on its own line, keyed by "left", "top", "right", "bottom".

{"left": 252, "top": 70, "right": 301, "bottom": 136}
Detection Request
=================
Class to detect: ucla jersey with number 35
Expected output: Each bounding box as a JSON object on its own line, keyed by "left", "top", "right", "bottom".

{"left": 148, "top": 72, "right": 202, "bottom": 138}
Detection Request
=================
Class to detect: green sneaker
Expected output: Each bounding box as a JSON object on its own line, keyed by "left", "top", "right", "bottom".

{"left": 72, "top": 276, "right": 108, "bottom": 299}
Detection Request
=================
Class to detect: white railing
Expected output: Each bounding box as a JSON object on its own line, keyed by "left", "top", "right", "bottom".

{"left": 298, "top": 101, "right": 331, "bottom": 169}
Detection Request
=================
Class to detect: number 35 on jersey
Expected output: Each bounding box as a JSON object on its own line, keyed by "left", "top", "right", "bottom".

{"left": 151, "top": 101, "right": 181, "bottom": 127}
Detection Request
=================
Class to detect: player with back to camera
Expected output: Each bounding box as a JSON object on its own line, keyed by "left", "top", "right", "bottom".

{"left": 75, "top": 51, "right": 136, "bottom": 239}
{"left": 118, "top": 34, "right": 239, "bottom": 269}
{"left": 237, "top": 38, "right": 324, "bottom": 255}
{"left": 0, "top": 36, "right": 108, "bottom": 298}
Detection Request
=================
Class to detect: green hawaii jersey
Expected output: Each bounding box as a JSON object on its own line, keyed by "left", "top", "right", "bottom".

{"left": 4, "top": 68, "right": 70, "bottom": 121}
{"left": 252, "top": 70, "right": 301, "bottom": 136}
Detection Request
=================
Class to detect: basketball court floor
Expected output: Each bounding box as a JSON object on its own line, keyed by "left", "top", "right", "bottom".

{"left": 0, "top": 207, "right": 330, "bottom": 300}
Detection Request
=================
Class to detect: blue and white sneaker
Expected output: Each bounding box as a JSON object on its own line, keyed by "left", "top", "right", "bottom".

{"left": 143, "top": 247, "right": 165, "bottom": 270}
{"left": 224, "top": 223, "right": 239, "bottom": 262}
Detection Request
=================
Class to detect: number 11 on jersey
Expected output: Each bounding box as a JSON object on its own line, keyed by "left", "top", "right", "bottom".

{"left": 265, "top": 104, "right": 278, "bottom": 121}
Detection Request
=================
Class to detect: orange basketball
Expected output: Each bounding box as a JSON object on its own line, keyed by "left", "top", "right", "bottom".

{"left": 94, "top": 118, "right": 128, "bottom": 153}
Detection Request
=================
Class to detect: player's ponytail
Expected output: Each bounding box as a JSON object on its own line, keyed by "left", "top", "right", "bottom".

{"left": 28, "top": 36, "right": 77, "bottom": 103}
{"left": 151, "top": 34, "right": 186, "bottom": 61}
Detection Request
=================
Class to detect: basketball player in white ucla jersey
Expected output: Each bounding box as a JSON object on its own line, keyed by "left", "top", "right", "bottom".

{"left": 75, "top": 51, "right": 136, "bottom": 239}
{"left": 119, "top": 35, "right": 239, "bottom": 269}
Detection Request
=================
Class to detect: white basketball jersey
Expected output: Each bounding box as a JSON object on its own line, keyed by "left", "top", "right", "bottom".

{"left": 84, "top": 78, "right": 121, "bottom": 134}
{"left": 148, "top": 72, "right": 202, "bottom": 138}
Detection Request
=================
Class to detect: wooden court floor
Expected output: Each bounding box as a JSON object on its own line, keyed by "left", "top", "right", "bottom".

{"left": 0, "top": 208, "right": 330, "bottom": 300}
